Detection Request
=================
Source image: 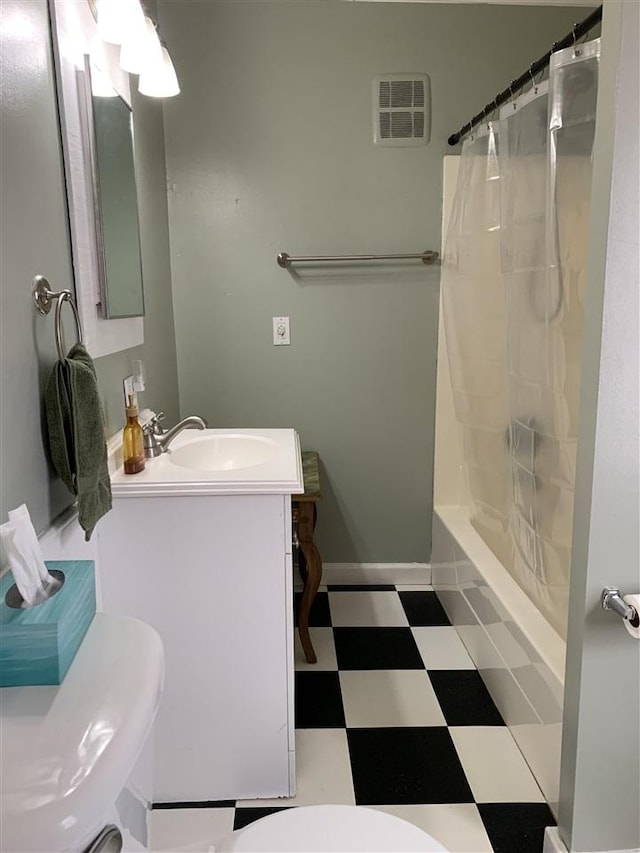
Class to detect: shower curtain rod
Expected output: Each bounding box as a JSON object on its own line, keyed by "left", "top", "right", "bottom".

{"left": 447, "top": 5, "right": 602, "bottom": 147}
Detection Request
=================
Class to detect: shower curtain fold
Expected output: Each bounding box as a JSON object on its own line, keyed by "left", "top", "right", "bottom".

{"left": 441, "top": 39, "right": 600, "bottom": 637}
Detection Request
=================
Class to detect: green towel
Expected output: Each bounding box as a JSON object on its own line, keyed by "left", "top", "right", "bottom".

{"left": 44, "top": 343, "right": 112, "bottom": 541}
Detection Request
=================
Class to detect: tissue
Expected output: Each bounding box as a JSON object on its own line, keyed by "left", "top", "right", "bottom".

{"left": 0, "top": 505, "right": 59, "bottom": 607}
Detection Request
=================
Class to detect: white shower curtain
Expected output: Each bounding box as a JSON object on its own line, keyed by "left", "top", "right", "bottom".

{"left": 441, "top": 39, "right": 600, "bottom": 637}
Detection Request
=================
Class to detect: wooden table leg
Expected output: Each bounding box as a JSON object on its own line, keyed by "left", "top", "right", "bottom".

{"left": 296, "top": 502, "right": 322, "bottom": 664}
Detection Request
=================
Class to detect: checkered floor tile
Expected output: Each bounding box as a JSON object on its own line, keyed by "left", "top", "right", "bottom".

{"left": 150, "top": 586, "right": 555, "bottom": 852}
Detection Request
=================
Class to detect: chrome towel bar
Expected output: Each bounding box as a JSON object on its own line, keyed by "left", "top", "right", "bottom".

{"left": 33, "top": 275, "right": 83, "bottom": 361}
{"left": 277, "top": 250, "right": 439, "bottom": 268}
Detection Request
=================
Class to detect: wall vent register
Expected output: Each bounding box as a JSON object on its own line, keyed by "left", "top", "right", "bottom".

{"left": 373, "top": 74, "right": 431, "bottom": 146}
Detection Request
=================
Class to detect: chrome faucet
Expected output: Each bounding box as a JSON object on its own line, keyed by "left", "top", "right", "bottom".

{"left": 143, "top": 415, "right": 208, "bottom": 458}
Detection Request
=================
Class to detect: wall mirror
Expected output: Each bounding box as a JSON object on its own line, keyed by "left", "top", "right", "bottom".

{"left": 86, "top": 63, "right": 145, "bottom": 319}
{"left": 50, "top": 0, "right": 144, "bottom": 356}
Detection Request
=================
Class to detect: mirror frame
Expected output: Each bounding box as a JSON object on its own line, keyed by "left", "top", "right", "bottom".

{"left": 48, "top": 0, "right": 144, "bottom": 356}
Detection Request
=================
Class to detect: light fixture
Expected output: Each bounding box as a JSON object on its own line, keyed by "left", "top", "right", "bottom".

{"left": 120, "top": 15, "right": 161, "bottom": 74}
{"left": 97, "top": 0, "right": 145, "bottom": 47}
{"left": 138, "top": 44, "right": 180, "bottom": 98}
{"left": 94, "top": 2, "right": 180, "bottom": 99}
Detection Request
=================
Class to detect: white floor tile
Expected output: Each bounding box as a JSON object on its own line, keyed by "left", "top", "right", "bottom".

{"left": 374, "top": 804, "right": 493, "bottom": 853}
{"left": 395, "top": 585, "right": 435, "bottom": 591}
{"left": 412, "top": 627, "right": 475, "bottom": 670}
{"left": 238, "top": 729, "right": 355, "bottom": 808}
{"left": 150, "top": 807, "right": 235, "bottom": 852}
{"left": 328, "top": 591, "right": 409, "bottom": 627}
{"left": 449, "top": 726, "right": 545, "bottom": 803}
{"left": 294, "top": 627, "right": 338, "bottom": 671}
{"left": 340, "top": 670, "right": 445, "bottom": 727}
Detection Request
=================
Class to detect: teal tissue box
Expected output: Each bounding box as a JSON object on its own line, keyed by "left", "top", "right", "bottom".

{"left": 0, "top": 560, "right": 95, "bottom": 687}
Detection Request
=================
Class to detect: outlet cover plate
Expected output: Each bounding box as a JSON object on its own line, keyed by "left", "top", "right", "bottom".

{"left": 273, "top": 316, "right": 290, "bottom": 346}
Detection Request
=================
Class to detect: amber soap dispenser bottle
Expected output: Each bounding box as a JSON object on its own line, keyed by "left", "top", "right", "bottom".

{"left": 123, "top": 395, "right": 145, "bottom": 474}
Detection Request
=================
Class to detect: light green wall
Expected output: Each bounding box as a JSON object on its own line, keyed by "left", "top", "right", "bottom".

{"left": 0, "top": 0, "right": 76, "bottom": 533}
{"left": 0, "top": 0, "right": 178, "bottom": 536}
{"left": 159, "top": 0, "right": 588, "bottom": 563}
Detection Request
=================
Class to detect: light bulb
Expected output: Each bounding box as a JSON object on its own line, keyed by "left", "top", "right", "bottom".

{"left": 97, "top": 0, "right": 146, "bottom": 46}
{"left": 119, "top": 12, "right": 156, "bottom": 74}
{"left": 138, "top": 46, "right": 180, "bottom": 98}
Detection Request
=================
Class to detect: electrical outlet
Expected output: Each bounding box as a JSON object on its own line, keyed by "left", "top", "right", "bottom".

{"left": 273, "top": 316, "right": 290, "bottom": 346}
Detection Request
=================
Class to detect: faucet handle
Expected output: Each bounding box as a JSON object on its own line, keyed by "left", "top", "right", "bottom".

{"left": 151, "top": 412, "right": 166, "bottom": 435}
{"left": 142, "top": 422, "right": 163, "bottom": 458}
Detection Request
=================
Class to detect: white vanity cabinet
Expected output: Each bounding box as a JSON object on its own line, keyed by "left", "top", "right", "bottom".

{"left": 97, "top": 429, "right": 303, "bottom": 803}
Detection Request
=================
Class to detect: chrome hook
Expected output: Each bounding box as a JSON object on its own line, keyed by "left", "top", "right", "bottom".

{"left": 572, "top": 26, "right": 580, "bottom": 57}
{"left": 508, "top": 82, "right": 518, "bottom": 111}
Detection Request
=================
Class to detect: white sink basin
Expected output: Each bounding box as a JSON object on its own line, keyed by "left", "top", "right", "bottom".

{"left": 110, "top": 428, "right": 304, "bottom": 497}
{"left": 168, "top": 434, "right": 279, "bottom": 472}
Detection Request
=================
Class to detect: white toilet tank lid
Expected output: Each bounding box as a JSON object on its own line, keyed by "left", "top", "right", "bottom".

{"left": 219, "top": 804, "right": 449, "bottom": 852}
{"left": 0, "top": 614, "right": 164, "bottom": 853}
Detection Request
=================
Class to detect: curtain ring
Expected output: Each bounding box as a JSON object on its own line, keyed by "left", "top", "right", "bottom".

{"left": 529, "top": 65, "right": 544, "bottom": 95}
{"left": 509, "top": 82, "right": 518, "bottom": 111}
{"left": 572, "top": 24, "right": 584, "bottom": 57}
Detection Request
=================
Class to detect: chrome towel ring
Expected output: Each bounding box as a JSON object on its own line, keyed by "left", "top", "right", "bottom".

{"left": 33, "top": 275, "right": 83, "bottom": 361}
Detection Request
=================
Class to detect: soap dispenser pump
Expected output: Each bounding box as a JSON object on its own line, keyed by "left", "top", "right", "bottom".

{"left": 123, "top": 395, "right": 145, "bottom": 474}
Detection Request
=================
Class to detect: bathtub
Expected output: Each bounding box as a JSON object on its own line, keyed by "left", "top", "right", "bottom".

{"left": 431, "top": 505, "right": 565, "bottom": 814}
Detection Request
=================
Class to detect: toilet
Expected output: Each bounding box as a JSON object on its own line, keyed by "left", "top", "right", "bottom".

{"left": 217, "top": 804, "right": 449, "bottom": 852}
{"left": 0, "top": 615, "right": 448, "bottom": 852}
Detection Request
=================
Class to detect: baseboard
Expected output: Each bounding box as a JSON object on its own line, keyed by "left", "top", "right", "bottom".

{"left": 322, "top": 563, "right": 431, "bottom": 586}
{"left": 544, "top": 827, "right": 569, "bottom": 853}
{"left": 541, "top": 826, "right": 639, "bottom": 853}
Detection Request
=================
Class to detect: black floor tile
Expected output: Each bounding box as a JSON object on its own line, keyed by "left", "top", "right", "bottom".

{"left": 398, "top": 591, "right": 451, "bottom": 626}
{"left": 347, "top": 727, "right": 474, "bottom": 805}
{"left": 327, "top": 584, "right": 396, "bottom": 591}
{"left": 333, "top": 627, "right": 425, "bottom": 670}
{"left": 295, "top": 671, "right": 346, "bottom": 728}
{"left": 233, "top": 807, "right": 292, "bottom": 831}
{"left": 428, "top": 670, "right": 505, "bottom": 726}
{"left": 294, "top": 591, "right": 332, "bottom": 627}
{"left": 478, "top": 803, "right": 557, "bottom": 853}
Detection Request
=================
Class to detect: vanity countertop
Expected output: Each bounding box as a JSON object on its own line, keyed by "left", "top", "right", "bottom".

{"left": 110, "top": 428, "right": 304, "bottom": 498}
